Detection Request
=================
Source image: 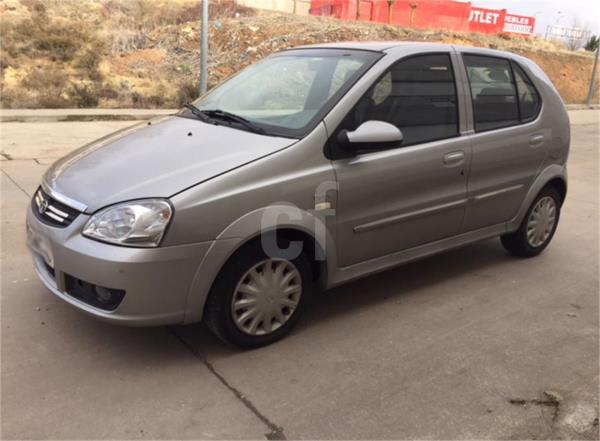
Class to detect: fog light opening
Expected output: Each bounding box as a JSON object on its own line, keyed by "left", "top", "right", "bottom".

{"left": 92, "top": 285, "right": 125, "bottom": 309}
{"left": 94, "top": 286, "right": 113, "bottom": 303}
{"left": 65, "top": 274, "right": 126, "bottom": 311}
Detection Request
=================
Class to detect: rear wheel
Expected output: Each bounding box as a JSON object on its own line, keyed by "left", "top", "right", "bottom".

{"left": 204, "top": 240, "right": 313, "bottom": 349}
{"left": 501, "top": 186, "right": 561, "bottom": 258}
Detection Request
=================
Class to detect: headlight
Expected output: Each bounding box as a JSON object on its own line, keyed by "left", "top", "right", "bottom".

{"left": 82, "top": 199, "right": 173, "bottom": 247}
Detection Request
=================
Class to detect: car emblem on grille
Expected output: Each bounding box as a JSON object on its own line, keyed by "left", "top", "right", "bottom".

{"left": 38, "top": 196, "right": 49, "bottom": 214}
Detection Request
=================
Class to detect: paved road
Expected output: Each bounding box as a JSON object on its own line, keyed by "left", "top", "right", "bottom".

{"left": 1, "top": 112, "right": 598, "bottom": 439}
{"left": 0, "top": 108, "right": 175, "bottom": 122}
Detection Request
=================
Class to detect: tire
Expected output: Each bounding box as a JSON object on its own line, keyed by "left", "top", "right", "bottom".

{"left": 501, "top": 186, "right": 562, "bottom": 258}
{"left": 204, "top": 239, "right": 313, "bottom": 349}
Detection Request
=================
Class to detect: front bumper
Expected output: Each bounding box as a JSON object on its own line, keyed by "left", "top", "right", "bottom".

{"left": 26, "top": 204, "right": 212, "bottom": 326}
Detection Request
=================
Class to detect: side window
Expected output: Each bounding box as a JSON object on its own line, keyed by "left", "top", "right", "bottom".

{"left": 339, "top": 53, "right": 459, "bottom": 147}
{"left": 512, "top": 62, "right": 541, "bottom": 122}
{"left": 463, "top": 55, "right": 519, "bottom": 132}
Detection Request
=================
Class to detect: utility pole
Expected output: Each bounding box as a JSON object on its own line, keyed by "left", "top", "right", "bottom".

{"left": 586, "top": 46, "right": 599, "bottom": 107}
{"left": 200, "top": 0, "right": 209, "bottom": 95}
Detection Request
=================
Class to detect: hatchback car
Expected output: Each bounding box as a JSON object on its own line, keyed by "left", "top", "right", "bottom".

{"left": 27, "top": 42, "right": 569, "bottom": 348}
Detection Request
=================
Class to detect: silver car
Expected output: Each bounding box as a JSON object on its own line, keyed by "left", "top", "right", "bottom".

{"left": 27, "top": 43, "right": 569, "bottom": 348}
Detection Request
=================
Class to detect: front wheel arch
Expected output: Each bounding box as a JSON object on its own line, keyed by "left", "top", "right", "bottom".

{"left": 202, "top": 232, "right": 316, "bottom": 348}
{"left": 546, "top": 177, "right": 567, "bottom": 205}
{"left": 204, "top": 228, "right": 326, "bottom": 301}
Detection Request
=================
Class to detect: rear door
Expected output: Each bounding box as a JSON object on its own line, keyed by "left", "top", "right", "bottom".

{"left": 459, "top": 53, "right": 546, "bottom": 231}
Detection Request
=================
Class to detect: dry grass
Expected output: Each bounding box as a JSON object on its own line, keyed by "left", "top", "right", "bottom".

{"left": 0, "top": 0, "right": 597, "bottom": 108}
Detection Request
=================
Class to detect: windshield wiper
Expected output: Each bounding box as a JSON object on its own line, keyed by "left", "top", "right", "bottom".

{"left": 183, "top": 103, "right": 211, "bottom": 123}
{"left": 200, "top": 109, "right": 266, "bottom": 135}
{"left": 183, "top": 104, "right": 266, "bottom": 135}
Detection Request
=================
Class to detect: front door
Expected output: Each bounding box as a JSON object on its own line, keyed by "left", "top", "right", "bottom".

{"left": 331, "top": 53, "right": 471, "bottom": 267}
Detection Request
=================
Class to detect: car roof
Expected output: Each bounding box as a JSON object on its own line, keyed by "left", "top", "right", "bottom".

{"left": 295, "top": 41, "right": 521, "bottom": 59}
{"left": 296, "top": 41, "right": 404, "bottom": 51}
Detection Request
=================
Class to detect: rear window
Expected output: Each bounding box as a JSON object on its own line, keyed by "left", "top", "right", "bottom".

{"left": 463, "top": 54, "right": 542, "bottom": 132}
{"left": 463, "top": 54, "right": 519, "bottom": 132}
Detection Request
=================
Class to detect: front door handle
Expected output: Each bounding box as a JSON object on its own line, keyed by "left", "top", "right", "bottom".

{"left": 529, "top": 134, "right": 545, "bottom": 147}
{"left": 443, "top": 151, "right": 465, "bottom": 167}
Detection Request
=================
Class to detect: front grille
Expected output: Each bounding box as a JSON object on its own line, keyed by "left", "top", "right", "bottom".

{"left": 32, "top": 187, "right": 80, "bottom": 228}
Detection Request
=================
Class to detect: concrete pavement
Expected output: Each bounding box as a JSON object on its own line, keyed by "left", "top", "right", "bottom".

{"left": 1, "top": 111, "right": 598, "bottom": 439}
{"left": 0, "top": 109, "right": 176, "bottom": 123}
{"left": 1, "top": 167, "right": 267, "bottom": 438}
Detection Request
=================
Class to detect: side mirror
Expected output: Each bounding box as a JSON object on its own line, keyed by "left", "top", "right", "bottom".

{"left": 337, "top": 121, "right": 403, "bottom": 152}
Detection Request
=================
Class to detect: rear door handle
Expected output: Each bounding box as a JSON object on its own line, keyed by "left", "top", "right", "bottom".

{"left": 443, "top": 151, "right": 465, "bottom": 166}
{"left": 529, "top": 134, "right": 545, "bottom": 147}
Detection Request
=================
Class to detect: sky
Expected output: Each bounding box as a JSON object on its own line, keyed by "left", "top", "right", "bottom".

{"left": 456, "top": 0, "right": 600, "bottom": 36}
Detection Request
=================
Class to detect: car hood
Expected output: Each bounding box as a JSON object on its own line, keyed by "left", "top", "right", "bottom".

{"left": 44, "top": 116, "right": 297, "bottom": 213}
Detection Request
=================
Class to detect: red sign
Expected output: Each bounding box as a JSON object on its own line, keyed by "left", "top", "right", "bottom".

{"left": 468, "top": 7, "right": 505, "bottom": 34}
{"left": 503, "top": 13, "right": 536, "bottom": 35}
{"left": 310, "top": 1, "right": 536, "bottom": 36}
{"left": 469, "top": 8, "right": 502, "bottom": 25}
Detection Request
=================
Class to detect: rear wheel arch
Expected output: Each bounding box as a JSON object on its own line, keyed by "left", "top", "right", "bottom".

{"left": 507, "top": 166, "right": 567, "bottom": 232}
{"left": 501, "top": 185, "right": 561, "bottom": 258}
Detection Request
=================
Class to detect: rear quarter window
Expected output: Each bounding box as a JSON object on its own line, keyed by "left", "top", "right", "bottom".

{"left": 512, "top": 62, "right": 541, "bottom": 122}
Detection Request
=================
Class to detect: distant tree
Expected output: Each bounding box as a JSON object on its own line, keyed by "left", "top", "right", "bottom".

{"left": 584, "top": 35, "right": 599, "bottom": 52}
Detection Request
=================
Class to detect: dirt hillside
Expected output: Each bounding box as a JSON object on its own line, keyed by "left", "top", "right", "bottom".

{"left": 1, "top": 0, "right": 598, "bottom": 108}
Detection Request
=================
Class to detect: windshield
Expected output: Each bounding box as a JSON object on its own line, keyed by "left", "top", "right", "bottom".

{"left": 184, "top": 49, "right": 381, "bottom": 138}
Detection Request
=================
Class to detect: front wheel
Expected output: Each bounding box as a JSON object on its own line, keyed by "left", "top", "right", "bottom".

{"left": 501, "top": 186, "right": 562, "bottom": 258}
{"left": 204, "top": 241, "right": 313, "bottom": 349}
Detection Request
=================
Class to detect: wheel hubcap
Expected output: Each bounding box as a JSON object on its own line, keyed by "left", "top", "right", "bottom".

{"left": 231, "top": 259, "right": 302, "bottom": 336}
{"left": 526, "top": 196, "right": 556, "bottom": 247}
